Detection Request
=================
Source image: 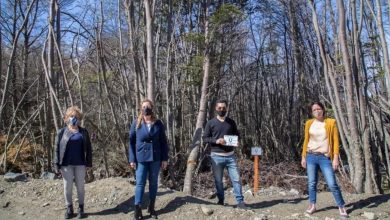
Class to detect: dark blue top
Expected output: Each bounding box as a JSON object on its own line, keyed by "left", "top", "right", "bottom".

{"left": 203, "top": 117, "right": 239, "bottom": 153}
{"left": 62, "top": 132, "right": 86, "bottom": 166}
{"left": 129, "top": 119, "right": 169, "bottom": 163}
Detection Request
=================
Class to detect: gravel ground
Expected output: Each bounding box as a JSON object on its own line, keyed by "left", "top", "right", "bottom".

{"left": 0, "top": 176, "right": 389, "bottom": 220}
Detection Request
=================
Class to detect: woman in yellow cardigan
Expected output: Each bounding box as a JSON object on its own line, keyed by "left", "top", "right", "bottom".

{"left": 301, "top": 102, "right": 348, "bottom": 218}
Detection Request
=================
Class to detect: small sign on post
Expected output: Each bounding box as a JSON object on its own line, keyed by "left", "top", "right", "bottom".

{"left": 251, "top": 146, "right": 262, "bottom": 193}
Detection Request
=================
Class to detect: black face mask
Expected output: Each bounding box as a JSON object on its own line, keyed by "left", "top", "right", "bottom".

{"left": 142, "top": 107, "right": 153, "bottom": 116}
{"left": 216, "top": 110, "right": 227, "bottom": 117}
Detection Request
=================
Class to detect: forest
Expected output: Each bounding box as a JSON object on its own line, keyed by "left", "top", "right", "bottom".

{"left": 0, "top": 0, "right": 390, "bottom": 195}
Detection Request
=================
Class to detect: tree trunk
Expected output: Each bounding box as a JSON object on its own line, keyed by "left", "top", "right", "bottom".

{"left": 125, "top": 0, "right": 141, "bottom": 110}
{"left": 144, "top": 0, "right": 155, "bottom": 101}
{"left": 336, "top": 0, "right": 365, "bottom": 193}
{"left": 183, "top": 0, "right": 210, "bottom": 195}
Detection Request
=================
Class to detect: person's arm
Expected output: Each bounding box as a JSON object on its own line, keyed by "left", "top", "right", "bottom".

{"left": 129, "top": 120, "right": 137, "bottom": 163}
{"left": 202, "top": 120, "right": 217, "bottom": 144}
{"left": 159, "top": 120, "right": 169, "bottom": 162}
{"left": 52, "top": 128, "right": 63, "bottom": 173}
{"left": 84, "top": 129, "right": 93, "bottom": 167}
{"left": 232, "top": 119, "right": 239, "bottom": 137}
{"left": 332, "top": 120, "right": 340, "bottom": 170}
{"left": 301, "top": 120, "right": 311, "bottom": 159}
{"left": 301, "top": 120, "right": 311, "bottom": 168}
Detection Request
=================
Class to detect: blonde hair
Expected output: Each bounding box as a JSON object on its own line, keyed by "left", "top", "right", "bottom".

{"left": 137, "top": 99, "right": 156, "bottom": 128}
{"left": 64, "top": 106, "right": 83, "bottom": 122}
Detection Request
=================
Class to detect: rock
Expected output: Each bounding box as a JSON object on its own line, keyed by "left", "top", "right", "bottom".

{"left": 18, "top": 211, "right": 25, "bottom": 215}
{"left": 289, "top": 188, "right": 299, "bottom": 195}
{"left": 291, "top": 213, "right": 301, "bottom": 218}
{"left": 244, "top": 189, "right": 254, "bottom": 197}
{"left": 207, "top": 192, "right": 216, "bottom": 199}
{"left": 40, "top": 172, "right": 56, "bottom": 180}
{"left": 279, "top": 191, "right": 287, "bottom": 196}
{"left": 4, "top": 172, "right": 27, "bottom": 182}
{"left": 2, "top": 201, "right": 10, "bottom": 208}
{"left": 363, "top": 211, "right": 377, "bottom": 220}
{"left": 325, "top": 217, "right": 335, "bottom": 220}
{"left": 0, "top": 188, "right": 4, "bottom": 194}
{"left": 42, "top": 202, "right": 50, "bottom": 207}
{"left": 200, "top": 205, "right": 213, "bottom": 216}
{"left": 254, "top": 214, "right": 268, "bottom": 220}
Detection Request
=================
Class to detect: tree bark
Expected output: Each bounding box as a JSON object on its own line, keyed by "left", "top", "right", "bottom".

{"left": 183, "top": 0, "right": 211, "bottom": 195}
{"left": 144, "top": 0, "right": 155, "bottom": 101}
{"left": 336, "top": 0, "right": 365, "bottom": 193}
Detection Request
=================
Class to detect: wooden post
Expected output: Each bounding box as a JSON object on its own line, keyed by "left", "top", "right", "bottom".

{"left": 254, "top": 155, "right": 259, "bottom": 193}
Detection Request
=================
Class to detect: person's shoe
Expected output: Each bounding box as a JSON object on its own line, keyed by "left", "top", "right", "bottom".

{"left": 77, "top": 204, "right": 86, "bottom": 219}
{"left": 64, "top": 205, "right": 74, "bottom": 219}
{"left": 305, "top": 204, "right": 316, "bottom": 214}
{"left": 236, "top": 202, "right": 250, "bottom": 210}
{"left": 133, "top": 204, "right": 143, "bottom": 220}
{"left": 339, "top": 206, "right": 348, "bottom": 218}
{"left": 217, "top": 199, "right": 225, "bottom": 206}
{"left": 148, "top": 200, "right": 158, "bottom": 219}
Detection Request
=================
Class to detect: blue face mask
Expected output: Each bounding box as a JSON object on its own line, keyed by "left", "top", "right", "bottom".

{"left": 69, "top": 117, "right": 78, "bottom": 126}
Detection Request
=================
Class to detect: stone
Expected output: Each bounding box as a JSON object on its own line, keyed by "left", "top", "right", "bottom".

{"left": 363, "top": 211, "right": 377, "bottom": 220}
{"left": 4, "top": 172, "right": 27, "bottom": 182}
{"left": 325, "top": 217, "right": 335, "bottom": 220}
{"left": 2, "top": 201, "right": 10, "bottom": 208}
{"left": 40, "top": 172, "right": 56, "bottom": 180}
{"left": 289, "top": 188, "right": 299, "bottom": 195}
{"left": 244, "top": 189, "right": 254, "bottom": 197}
{"left": 279, "top": 191, "right": 287, "bottom": 196}
{"left": 0, "top": 188, "right": 4, "bottom": 194}
{"left": 42, "top": 203, "right": 50, "bottom": 207}
{"left": 207, "top": 192, "right": 216, "bottom": 199}
{"left": 200, "top": 205, "right": 213, "bottom": 216}
{"left": 254, "top": 214, "right": 268, "bottom": 220}
{"left": 291, "top": 213, "right": 301, "bottom": 217}
{"left": 18, "top": 211, "right": 25, "bottom": 215}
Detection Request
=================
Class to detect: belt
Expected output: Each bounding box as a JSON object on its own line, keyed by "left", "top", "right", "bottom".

{"left": 307, "top": 150, "right": 329, "bottom": 157}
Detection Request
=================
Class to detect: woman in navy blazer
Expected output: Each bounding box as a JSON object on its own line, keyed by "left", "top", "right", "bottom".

{"left": 129, "top": 99, "right": 169, "bottom": 220}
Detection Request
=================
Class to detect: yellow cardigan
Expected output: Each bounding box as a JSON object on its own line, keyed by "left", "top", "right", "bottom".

{"left": 301, "top": 118, "right": 340, "bottom": 160}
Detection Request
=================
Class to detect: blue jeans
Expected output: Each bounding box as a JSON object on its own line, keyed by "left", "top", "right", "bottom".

{"left": 306, "top": 154, "right": 345, "bottom": 207}
{"left": 134, "top": 160, "right": 161, "bottom": 205}
{"left": 210, "top": 154, "right": 244, "bottom": 203}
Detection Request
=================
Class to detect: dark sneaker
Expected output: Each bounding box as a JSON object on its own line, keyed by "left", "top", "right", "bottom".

{"left": 64, "top": 205, "right": 74, "bottom": 219}
{"left": 236, "top": 202, "right": 250, "bottom": 210}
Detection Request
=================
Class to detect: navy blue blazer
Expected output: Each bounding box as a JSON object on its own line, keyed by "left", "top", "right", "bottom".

{"left": 129, "top": 119, "right": 169, "bottom": 163}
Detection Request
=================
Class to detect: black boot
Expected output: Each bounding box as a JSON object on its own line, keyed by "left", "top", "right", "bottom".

{"left": 134, "top": 204, "right": 143, "bottom": 220}
{"left": 148, "top": 200, "right": 157, "bottom": 219}
{"left": 77, "top": 204, "right": 86, "bottom": 219}
{"left": 64, "top": 205, "right": 74, "bottom": 219}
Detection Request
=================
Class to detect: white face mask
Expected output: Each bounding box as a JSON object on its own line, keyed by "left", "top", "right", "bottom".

{"left": 312, "top": 110, "right": 324, "bottom": 118}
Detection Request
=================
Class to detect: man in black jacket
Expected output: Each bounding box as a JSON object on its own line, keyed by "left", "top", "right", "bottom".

{"left": 203, "top": 99, "right": 248, "bottom": 209}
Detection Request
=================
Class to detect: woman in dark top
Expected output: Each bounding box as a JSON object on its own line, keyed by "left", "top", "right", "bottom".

{"left": 53, "top": 106, "right": 92, "bottom": 219}
{"left": 129, "top": 99, "right": 169, "bottom": 220}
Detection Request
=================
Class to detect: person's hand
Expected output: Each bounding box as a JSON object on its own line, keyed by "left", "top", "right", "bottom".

{"left": 161, "top": 161, "right": 168, "bottom": 170}
{"left": 301, "top": 157, "right": 307, "bottom": 169}
{"left": 332, "top": 157, "right": 339, "bottom": 171}
{"left": 129, "top": 162, "right": 136, "bottom": 169}
{"left": 216, "top": 138, "right": 226, "bottom": 145}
